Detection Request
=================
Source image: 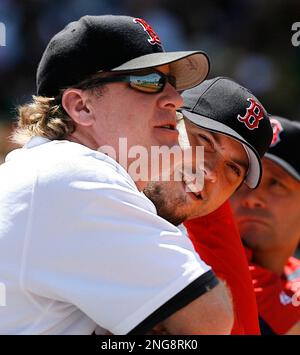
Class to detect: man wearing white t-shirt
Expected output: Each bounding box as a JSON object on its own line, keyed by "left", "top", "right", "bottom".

{"left": 0, "top": 15, "right": 233, "bottom": 334}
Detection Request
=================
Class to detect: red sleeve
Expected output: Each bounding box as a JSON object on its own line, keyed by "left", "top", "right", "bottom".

{"left": 184, "top": 200, "right": 260, "bottom": 335}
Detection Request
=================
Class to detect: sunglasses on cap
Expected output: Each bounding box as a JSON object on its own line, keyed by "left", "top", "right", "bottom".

{"left": 75, "top": 70, "right": 177, "bottom": 94}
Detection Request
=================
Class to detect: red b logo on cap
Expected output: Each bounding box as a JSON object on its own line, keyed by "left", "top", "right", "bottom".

{"left": 237, "top": 98, "right": 264, "bottom": 130}
{"left": 133, "top": 18, "right": 162, "bottom": 46}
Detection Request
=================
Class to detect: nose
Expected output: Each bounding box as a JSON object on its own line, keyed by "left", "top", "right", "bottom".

{"left": 203, "top": 165, "right": 218, "bottom": 184}
{"left": 158, "top": 83, "right": 184, "bottom": 110}
{"left": 203, "top": 154, "right": 220, "bottom": 184}
{"left": 239, "top": 188, "right": 266, "bottom": 209}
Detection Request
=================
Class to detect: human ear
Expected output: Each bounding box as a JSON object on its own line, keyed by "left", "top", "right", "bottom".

{"left": 62, "top": 89, "right": 94, "bottom": 127}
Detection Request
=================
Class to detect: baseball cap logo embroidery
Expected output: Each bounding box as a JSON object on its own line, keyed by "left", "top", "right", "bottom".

{"left": 133, "top": 18, "right": 162, "bottom": 46}
{"left": 237, "top": 98, "right": 264, "bottom": 130}
{"left": 270, "top": 118, "right": 284, "bottom": 147}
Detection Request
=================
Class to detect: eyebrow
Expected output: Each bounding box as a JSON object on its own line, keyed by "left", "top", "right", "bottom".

{"left": 266, "top": 167, "right": 289, "bottom": 182}
{"left": 264, "top": 168, "right": 297, "bottom": 189}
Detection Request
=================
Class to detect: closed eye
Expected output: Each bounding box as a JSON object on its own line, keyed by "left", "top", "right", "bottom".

{"left": 269, "top": 178, "right": 289, "bottom": 195}
{"left": 227, "top": 162, "right": 241, "bottom": 177}
{"left": 270, "top": 178, "right": 285, "bottom": 188}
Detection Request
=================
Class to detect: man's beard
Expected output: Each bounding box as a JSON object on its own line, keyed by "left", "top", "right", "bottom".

{"left": 144, "top": 183, "right": 188, "bottom": 226}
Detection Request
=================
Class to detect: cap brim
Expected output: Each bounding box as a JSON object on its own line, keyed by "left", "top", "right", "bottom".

{"left": 264, "top": 153, "right": 300, "bottom": 182}
{"left": 181, "top": 110, "right": 262, "bottom": 189}
{"left": 110, "top": 51, "right": 210, "bottom": 91}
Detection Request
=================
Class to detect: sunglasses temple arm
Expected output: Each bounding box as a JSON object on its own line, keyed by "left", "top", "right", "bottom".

{"left": 88, "top": 76, "right": 131, "bottom": 86}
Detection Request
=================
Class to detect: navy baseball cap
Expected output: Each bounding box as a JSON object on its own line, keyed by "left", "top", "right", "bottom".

{"left": 180, "top": 77, "right": 273, "bottom": 188}
{"left": 265, "top": 116, "right": 300, "bottom": 181}
{"left": 37, "top": 15, "right": 210, "bottom": 97}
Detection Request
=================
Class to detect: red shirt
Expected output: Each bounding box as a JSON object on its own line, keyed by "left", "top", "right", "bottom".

{"left": 184, "top": 201, "right": 260, "bottom": 335}
{"left": 247, "top": 250, "right": 300, "bottom": 334}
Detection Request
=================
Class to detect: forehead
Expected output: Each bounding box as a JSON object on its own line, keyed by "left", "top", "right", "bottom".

{"left": 262, "top": 158, "right": 300, "bottom": 187}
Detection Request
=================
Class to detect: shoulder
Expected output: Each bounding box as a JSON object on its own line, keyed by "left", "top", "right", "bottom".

{"left": 3, "top": 138, "right": 153, "bottom": 211}
{"left": 21, "top": 139, "right": 137, "bottom": 191}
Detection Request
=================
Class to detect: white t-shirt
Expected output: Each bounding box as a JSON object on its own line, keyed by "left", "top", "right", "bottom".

{"left": 0, "top": 137, "right": 216, "bottom": 335}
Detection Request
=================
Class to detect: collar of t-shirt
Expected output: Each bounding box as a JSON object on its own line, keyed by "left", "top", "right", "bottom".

{"left": 25, "top": 136, "right": 50, "bottom": 148}
{"left": 5, "top": 136, "right": 50, "bottom": 162}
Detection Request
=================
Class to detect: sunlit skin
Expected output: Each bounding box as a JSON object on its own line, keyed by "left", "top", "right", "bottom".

{"left": 63, "top": 64, "right": 183, "bottom": 191}
{"left": 144, "top": 119, "right": 249, "bottom": 225}
{"left": 230, "top": 158, "right": 300, "bottom": 275}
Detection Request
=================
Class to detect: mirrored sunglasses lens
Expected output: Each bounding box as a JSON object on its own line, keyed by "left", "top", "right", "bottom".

{"left": 129, "top": 73, "right": 165, "bottom": 93}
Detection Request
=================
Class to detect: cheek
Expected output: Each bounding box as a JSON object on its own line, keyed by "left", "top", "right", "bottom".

{"left": 258, "top": 201, "right": 291, "bottom": 238}
{"left": 120, "top": 112, "right": 153, "bottom": 147}
{"left": 211, "top": 177, "right": 237, "bottom": 201}
{"left": 275, "top": 204, "right": 300, "bottom": 231}
{"left": 207, "top": 183, "right": 232, "bottom": 212}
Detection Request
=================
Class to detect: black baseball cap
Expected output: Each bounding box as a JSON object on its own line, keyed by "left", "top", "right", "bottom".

{"left": 36, "top": 15, "right": 210, "bottom": 97}
{"left": 180, "top": 77, "right": 273, "bottom": 188}
{"left": 265, "top": 116, "right": 300, "bottom": 181}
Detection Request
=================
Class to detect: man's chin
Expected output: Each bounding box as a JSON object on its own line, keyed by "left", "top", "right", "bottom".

{"left": 241, "top": 230, "right": 269, "bottom": 250}
{"left": 165, "top": 214, "right": 188, "bottom": 227}
{"left": 239, "top": 217, "right": 270, "bottom": 233}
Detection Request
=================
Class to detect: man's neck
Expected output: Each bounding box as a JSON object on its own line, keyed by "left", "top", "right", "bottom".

{"left": 67, "top": 132, "right": 98, "bottom": 151}
{"left": 252, "top": 248, "right": 292, "bottom": 276}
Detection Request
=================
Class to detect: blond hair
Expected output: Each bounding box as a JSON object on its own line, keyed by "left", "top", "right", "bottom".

{"left": 12, "top": 74, "right": 106, "bottom": 145}
{"left": 12, "top": 96, "right": 75, "bottom": 145}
